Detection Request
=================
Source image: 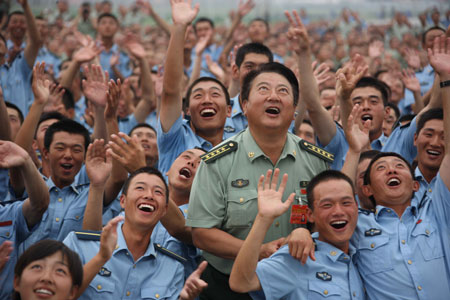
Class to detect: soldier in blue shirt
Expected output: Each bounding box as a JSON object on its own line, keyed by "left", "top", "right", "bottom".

{"left": 0, "top": 140, "right": 49, "bottom": 299}
{"left": 230, "top": 169, "right": 364, "bottom": 300}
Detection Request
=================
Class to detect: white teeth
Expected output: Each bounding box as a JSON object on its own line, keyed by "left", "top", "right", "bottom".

{"left": 142, "top": 144, "right": 150, "bottom": 149}
{"left": 138, "top": 204, "right": 155, "bottom": 212}
{"left": 179, "top": 168, "right": 192, "bottom": 179}
{"left": 331, "top": 220, "right": 347, "bottom": 225}
{"left": 361, "top": 114, "right": 372, "bottom": 121}
{"left": 388, "top": 178, "right": 400, "bottom": 185}
{"left": 427, "top": 150, "right": 440, "bottom": 155}
{"left": 200, "top": 108, "right": 216, "bottom": 116}
{"left": 35, "top": 289, "right": 53, "bottom": 295}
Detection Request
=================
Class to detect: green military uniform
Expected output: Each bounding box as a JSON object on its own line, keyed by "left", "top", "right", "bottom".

{"left": 186, "top": 128, "right": 332, "bottom": 275}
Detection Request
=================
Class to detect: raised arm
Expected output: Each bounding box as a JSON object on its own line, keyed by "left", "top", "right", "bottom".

{"left": 401, "top": 69, "right": 424, "bottom": 114}
{"left": 429, "top": 36, "right": 450, "bottom": 187}
{"left": 229, "top": 169, "right": 294, "bottom": 293}
{"left": 187, "top": 31, "right": 211, "bottom": 86}
{"left": 285, "top": 10, "right": 336, "bottom": 146}
{"left": 20, "top": 0, "right": 41, "bottom": 68}
{"left": 160, "top": 0, "right": 199, "bottom": 132}
{"left": 144, "top": 1, "right": 171, "bottom": 36}
{"left": 0, "top": 141, "right": 49, "bottom": 228}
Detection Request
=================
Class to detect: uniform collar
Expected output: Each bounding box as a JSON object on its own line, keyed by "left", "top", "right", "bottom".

{"left": 47, "top": 176, "right": 82, "bottom": 194}
{"left": 230, "top": 94, "right": 244, "bottom": 117}
{"left": 312, "top": 232, "right": 354, "bottom": 263}
{"left": 114, "top": 222, "right": 156, "bottom": 260}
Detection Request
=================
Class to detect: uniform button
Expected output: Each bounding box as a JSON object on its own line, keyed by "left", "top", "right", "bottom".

{"left": 370, "top": 243, "right": 375, "bottom": 248}
{"left": 275, "top": 221, "right": 280, "bottom": 227}
{"left": 155, "top": 294, "right": 160, "bottom": 298}
{"left": 126, "top": 291, "right": 130, "bottom": 296}
{"left": 401, "top": 240, "right": 405, "bottom": 244}
{"left": 115, "top": 244, "right": 119, "bottom": 250}
{"left": 375, "top": 209, "right": 378, "bottom": 214}
{"left": 239, "top": 197, "right": 244, "bottom": 203}
{"left": 248, "top": 152, "right": 254, "bottom": 158}
{"left": 408, "top": 260, "right": 412, "bottom": 265}
{"left": 55, "top": 217, "right": 60, "bottom": 222}
{"left": 323, "top": 290, "right": 328, "bottom": 295}
{"left": 183, "top": 209, "right": 188, "bottom": 214}
{"left": 75, "top": 215, "right": 80, "bottom": 220}
{"left": 292, "top": 150, "right": 296, "bottom": 156}
{"left": 126, "top": 252, "right": 129, "bottom": 256}
{"left": 6, "top": 232, "right": 10, "bottom": 237}
{"left": 58, "top": 198, "right": 62, "bottom": 202}
{"left": 387, "top": 209, "right": 391, "bottom": 213}
{"left": 428, "top": 189, "right": 432, "bottom": 193}
{"left": 425, "top": 229, "right": 430, "bottom": 235}
{"left": 418, "top": 286, "right": 422, "bottom": 291}
{"left": 330, "top": 251, "right": 337, "bottom": 256}
{"left": 97, "top": 285, "right": 102, "bottom": 290}
{"left": 233, "top": 109, "right": 237, "bottom": 113}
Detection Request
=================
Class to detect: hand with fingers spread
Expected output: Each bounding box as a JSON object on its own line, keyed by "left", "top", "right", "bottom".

{"left": 179, "top": 261, "right": 208, "bottom": 300}
{"left": 73, "top": 39, "right": 102, "bottom": 64}
{"left": 124, "top": 35, "right": 146, "bottom": 59}
{"left": 195, "top": 32, "right": 211, "bottom": 56}
{"left": 401, "top": 69, "right": 421, "bottom": 93}
{"left": 104, "top": 79, "right": 122, "bottom": 120}
{"left": 85, "top": 139, "right": 112, "bottom": 187}
{"left": 335, "top": 54, "right": 368, "bottom": 102}
{"left": 205, "top": 54, "right": 225, "bottom": 81}
{"left": 0, "top": 140, "right": 30, "bottom": 168}
{"left": 170, "top": 0, "right": 200, "bottom": 26}
{"left": 82, "top": 65, "right": 110, "bottom": 107}
{"left": 108, "top": 132, "right": 146, "bottom": 173}
{"left": 285, "top": 10, "right": 310, "bottom": 54}
{"left": 404, "top": 47, "right": 421, "bottom": 70}
{"left": 368, "top": 40, "right": 384, "bottom": 58}
{"left": 312, "top": 61, "right": 331, "bottom": 86}
{"left": 428, "top": 36, "right": 450, "bottom": 79}
{"left": 345, "top": 104, "right": 371, "bottom": 153}
{"left": 31, "top": 62, "right": 51, "bottom": 105}
{"left": 237, "top": 0, "right": 255, "bottom": 18}
{"left": 0, "top": 241, "right": 13, "bottom": 274}
{"left": 99, "top": 216, "right": 124, "bottom": 261}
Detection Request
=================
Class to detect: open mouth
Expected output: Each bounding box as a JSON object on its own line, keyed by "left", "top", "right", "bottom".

{"left": 265, "top": 107, "right": 280, "bottom": 115}
{"left": 142, "top": 143, "right": 150, "bottom": 150}
{"left": 138, "top": 203, "right": 155, "bottom": 212}
{"left": 200, "top": 108, "right": 217, "bottom": 117}
{"left": 35, "top": 288, "right": 54, "bottom": 296}
{"left": 179, "top": 167, "right": 192, "bottom": 179}
{"left": 361, "top": 114, "right": 373, "bottom": 122}
{"left": 387, "top": 178, "right": 400, "bottom": 186}
{"left": 426, "top": 149, "right": 441, "bottom": 157}
{"left": 330, "top": 220, "right": 348, "bottom": 229}
{"left": 61, "top": 163, "right": 73, "bottom": 170}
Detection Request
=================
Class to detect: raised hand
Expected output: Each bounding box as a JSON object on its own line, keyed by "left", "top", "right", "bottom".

{"left": 124, "top": 35, "right": 146, "bottom": 59}
{"left": 73, "top": 39, "right": 102, "bottom": 63}
{"left": 109, "top": 53, "right": 119, "bottom": 67}
{"left": 335, "top": 54, "right": 368, "bottom": 102}
{"left": 205, "top": 54, "right": 225, "bottom": 82}
{"left": 82, "top": 65, "right": 109, "bottom": 107}
{"left": 104, "top": 79, "right": 121, "bottom": 120}
{"left": 195, "top": 32, "right": 211, "bottom": 56}
{"left": 312, "top": 61, "right": 331, "bottom": 86}
{"left": 345, "top": 104, "right": 370, "bottom": 153}
{"left": 0, "top": 140, "right": 30, "bottom": 168}
{"left": 401, "top": 69, "right": 421, "bottom": 93}
{"left": 428, "top": 36, "right": 450, "bottom": 78}
{"left": 404, "top": 48, "right": 421, "bottom": 70}
{"left": 237, "top": 0, "right": 255, "bottom": 18}
{"left": 179, "top": 261, "right": 208, "bottom": 300}
{"left": 108, "top": 132, "right": 146, "bottom": 173}
{"left": 99, "top": 216, "right": 124, "bottom": 261}
{"left": 285, "top": 10, "right": 310, "bottom": 54}
{"left": 368, "top": 40, "right": 384, "bottom": 58}
{"left": 170, "top": 0, "right": 200, "bottom": 26}
{"left": 86, "top": 139, "right": 112, "bottom": 186}
{"left": 31, "top": 62, "right": 51, "bottom": 105}
{"left": 257, "top": 169, "right": 295, "bottom": 221}
{"left": 0, "top": 241, "right": 13, "bottom": 274}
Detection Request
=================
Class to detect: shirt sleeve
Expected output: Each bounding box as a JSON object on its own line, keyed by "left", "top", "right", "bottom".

{"left": 156, "top": 115, "right": 186, "bottom": 175}
{"left": 317, "top": 123, "right": 348, "bottom": 171}
{"left": 382, "top": 116, "right": 417, "bottom": 163}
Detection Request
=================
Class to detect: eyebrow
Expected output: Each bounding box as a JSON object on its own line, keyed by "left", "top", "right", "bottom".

{"left": 352, "top": 95, "right": 380, "bottom": 100}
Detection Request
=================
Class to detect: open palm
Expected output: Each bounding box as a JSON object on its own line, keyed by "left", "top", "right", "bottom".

{"left": 171, "top": 0, "right": 199, "bottom": 26}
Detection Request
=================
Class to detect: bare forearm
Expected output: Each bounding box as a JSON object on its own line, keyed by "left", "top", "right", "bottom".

{"left": 92, "top": 106, "right": 108, "bottom": 141}
{"left": 188, "top": 54, "right": 203, "bottom": 87}
{"left": 411, "top": 90, "right": 424, "bottom": 114}
{"left": 440, "top": 74, "right": 450, "bottom": 186}
{"left": 60, "top": 60, "right": 81, "bottom": 89}
{"left": 149, "top": 9, "right": 171, "bottom": 35}
{"left": 23, "top": 2, "right": 41, "bottom": 67}
{"left": 83, "top": 185, "right": 105, "bottom": 231}
{"left": 134, "top": 58, "right": 156, "bottom": 123}
{"left": 341, "top": 149, "right": 361, "bottom": 183}
{"left": 192, "top": 227, "right": 244, "bottom": 260}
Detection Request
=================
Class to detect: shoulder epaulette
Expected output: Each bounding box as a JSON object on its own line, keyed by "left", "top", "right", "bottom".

{"left": 200, "top": 141, "right": 238, "bottom": 164}
{"left": 154, "top": 243, "right": 187, "bottom": 263}
{"left": 299, "top": 140, "right": 334, "bottom": 163}
{"left": 75, "top": 230, "right": 101, "bottom": 241}
{"left": 358, "top": 208, "right": 375, "bottom": 215}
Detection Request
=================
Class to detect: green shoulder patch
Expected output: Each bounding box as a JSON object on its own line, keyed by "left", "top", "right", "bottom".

{"left": 200, "top": 141, "right": 238, "bottom": 164}
{"left": 299, "top": 140, "right": 334, "bottom": 163}
{"left": 154, "top": 243, "right": 187, "bottom": 263}
{"left": 75, "top": 230, "right": 101, "bottom": 241}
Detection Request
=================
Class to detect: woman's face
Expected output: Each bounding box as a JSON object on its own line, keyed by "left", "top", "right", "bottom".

{"left": 14, "top": 251, "right": 77, "bottom": 300}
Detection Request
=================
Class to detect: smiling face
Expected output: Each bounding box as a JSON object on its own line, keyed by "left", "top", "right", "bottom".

{"left": 243, "top": 72, "right": 295, "bottom": 133}
{"left": 166, "top": 149, "right": 204, "bottom": 193}
{"left": 44, "top": 132, "right": 85, "bottom": 189}
{"left": 188, "top": 80, "right": 230, "bottom": 134}
{"left": 351, "top": 86, "right": 387, "bottom": 140}
{"left": 414, "top": 119, "right": 444, "bottom": 175}
{"left": 363, "top": 156, "right": 418, "bottom": 214}
{"left": 8, "top": 13, "right": 26, "bottom": 41}
{"left": 308, "top": 179, "right": 358, "bottom": 253}
{"left": 14, "top": 251, "right": 77, "bottom": 300}
{"left": 120, "top": 173, "right": 168, "bottom": 230}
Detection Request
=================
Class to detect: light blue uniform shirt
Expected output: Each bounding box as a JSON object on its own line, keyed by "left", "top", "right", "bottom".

{"left": 36, "top": 46, "right": 61, "bottom": 78}
{"left": 398, "top": 89, "right": 417, "bottom": 116}
{"left": 99, "top": 44, "right": 132, "bottom": 81}
{"left": 118, "top": 113, "right": 138, "bottom": 134}
{"left": 252, "top": 234, "right": 364, "bottom": 300}
{"left": 0, "top": 169, "right": 9, "bottom": 202}
{"left": 353, "top": 191, "right": 450, "bottom": 300}
{"left": 224, "top": 94, "right": 247, "bottom": 139}
{"left": 0, "top": 52, "right": 33, "bottom": 116}
{"left": 74, "top": 96, "right": 87, "bottom": 124}
{"left": 318, "top": 123, "right": 386, "bottom": 170}
{"left": 0, "top": 202, "right": 34, "bottom": 299}
{"left": 157, "top": 115, "right": 215, "bottom": 176}
{"left": 415, "top": 64, "right": 434, "bottom": 96}
{"left": 20, "top": 177, "right": 90, "bottom": 250}
{"left": 188, "top": 44, "right": 223, "bottom": 78}
{"left": 64, "top": 223, "right": 185, "bottom": 300}
{"left": 381, "top": 116, "right": 417, "bottom": 164}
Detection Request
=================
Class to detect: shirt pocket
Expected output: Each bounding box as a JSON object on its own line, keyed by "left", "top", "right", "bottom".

{"left": 411, "top": 222, "right": 443, "bottom": 260}
{"left": 0, "top": 223, "right": 13, "bottom": 241}
{"left": 141, "top": 285, "right": 177, "bottom": 299}
{"left": 226, "top": 189, "right": 258, "bottom": 227}
{"left": 307, "top": 280, "right": 341, "bottom": 299}
{"left": 357, "top": 234, "right": 393, "bottom": 275}
{"left": 63, "top": 207, "right": 85, "bottom": 228}
{"left": 88, "top": 276, "right": 115, "bottom": 298}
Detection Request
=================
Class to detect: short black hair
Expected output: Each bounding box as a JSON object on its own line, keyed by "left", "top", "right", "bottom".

{"left": 359, "top": 150, "right": 381, "bottom": 164}
{"left": 363, "top": 152, "right": 414, "bottom": 186}
{"left": 241, "top": 62, "right": 299, "bottom": 106}
{"left": 121, "top": 167, "right": 169, "bottom": 203}
{"left": 194, "top": 17, "right": 214, "bottom": 32}
{"left": 13, "top": 240, "right": 83, "bottom": 300}
{"left": 306, "top": 170, "right": 355, "bottom": 210}
{"left": 422, "top": 26, "right": 445, "bottom": 45}
{"left": 34, "top": 111, "right": 67, "bottom": 138}
{"left": 5, "top": 102, "right": 24, "bottom": 124}
{"left": 250, "top": 18, "right": 270, "bottom": 32}
{"left": 386, "top": 102, "right": 400, "bottom": 120}
{"left": 97, "top": 12, "right": 118, "bottom": 24}
{"left": 44, "top": 119, "right": 90, "bottom": 151}
{"left": 235, "top": 43, "right": 273, "bottom": 68}
{"left": 61, "top": 88, "right": 74, "bottom": 110}
{"left": 416, "top": 108, "right": 443, "bottom": 135}
{"left": 185, "top": 77, "right": 231, "bottom": 107}
{"left": 355, "top": 77, "right": 389, "bottom": 106}
{"left": 129, "top": 123, "right": 157, "bottom": 137}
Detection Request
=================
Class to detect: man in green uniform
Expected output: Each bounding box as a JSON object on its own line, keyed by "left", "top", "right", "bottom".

{"left": 186, "top": 62, "right": 332, "bottom": 300}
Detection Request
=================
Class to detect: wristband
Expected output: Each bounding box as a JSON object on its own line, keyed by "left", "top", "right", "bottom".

{"left": 440, "top": 80, "right": 450, "bottom": 88}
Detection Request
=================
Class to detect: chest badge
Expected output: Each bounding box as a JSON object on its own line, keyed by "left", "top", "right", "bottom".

{"left": 98, "top": 267, "right": 111, "bottom": 277}
{"left": 365, "top": 228, "right": 382, "bottom": 236}
{"left": 316, "top": 272, "right": 332, "bottom": 281}
{"left": 231, "top": 179, "right": 249, "bottom": 188}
